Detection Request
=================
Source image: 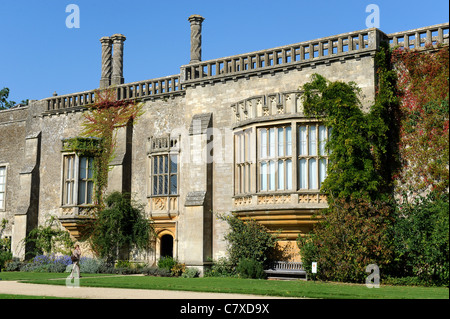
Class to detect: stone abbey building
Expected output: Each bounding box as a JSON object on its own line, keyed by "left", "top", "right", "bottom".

{"left": 1, "top": 16, "right": 448, "bottom": 271}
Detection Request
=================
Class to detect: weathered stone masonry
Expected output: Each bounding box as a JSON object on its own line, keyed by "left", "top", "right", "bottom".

{"left": 0, "top": 17, "right": 448, "bottom": 271}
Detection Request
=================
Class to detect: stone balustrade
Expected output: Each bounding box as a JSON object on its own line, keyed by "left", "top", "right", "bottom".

{"left": 44, "top": 74, "right": 183, "bottom": 112}
{"left": 45, "top": 89, "right": 96, "bottom": 111}
{"left": 181, "top": 28, "right": 379, "bottom": 85}
{"left": 42, "top": 23, "right": 448, "bottom": 113}
{"left": 387, "top": 22, "right": 449, "bottom": 50}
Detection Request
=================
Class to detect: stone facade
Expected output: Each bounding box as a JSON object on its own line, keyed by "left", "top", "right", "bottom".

{"left": 1, "top": 17, "right": 448, "bottom": 271}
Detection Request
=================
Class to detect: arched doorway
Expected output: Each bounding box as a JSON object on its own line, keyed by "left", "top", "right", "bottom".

{"left": 160, "top": 234, "right": 173, "bottom": 258}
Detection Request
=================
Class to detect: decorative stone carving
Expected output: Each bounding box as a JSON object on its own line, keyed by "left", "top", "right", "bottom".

{"left": 111, "top": 34, "right": 126, "bottom": 85}
{"left": 234, "top": 196, "right": 252, "bottom": 206}
{"left": 257, "top": 194, "right": 291, "bottom": 205}
{"left": 298, "top": 194, "right": 320, "bottom": 204}
{"left": 152, "top": 197, "right": 168, "bottom": 211}
{"left": 100, "top": 37, "right": 112, "bottom": 88}
{"left": 188, "top": 15, "right": 205, "bottom": 64}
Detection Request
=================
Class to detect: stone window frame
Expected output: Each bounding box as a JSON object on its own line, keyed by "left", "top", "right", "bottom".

{"left": 297, "top": 123, "right": 331, "bottom": 191}
{"left": 0, "top": 164, "right": 8, "bottom": 211}
{"left": 147, "top": 135, "right": 180, "bottom": 198}
{"left": 151, "top": 154, "right": 178, "bottom": 196}
{"left": 258, "top": 125, "right": 293, "bottom": 192}
{"left": 61, "top": 153, "right": 95, "bottom": 207}
{"left": 233, "top": 118, "right": 330, "bottom": 196}
{"left": 234, "top": 128, "right": 252, "bottom": 194}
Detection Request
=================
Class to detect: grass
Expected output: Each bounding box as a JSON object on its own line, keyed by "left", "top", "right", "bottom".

{"left": 1, "top": 272, "right": 448, "bottom": 299}
{"left": 0, "top": 294, "right": 70, "bottom": 299}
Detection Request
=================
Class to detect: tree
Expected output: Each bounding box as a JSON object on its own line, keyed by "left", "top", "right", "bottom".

{"left": 88, "top": 192, "right": 154, "bottom": 262}
{"left": 0, "top": 87, "right": 28, "bottom": 110}
{"left": 297, "top": 46, "right": 400, "bottom": 282}
{"left": 0, "top": 87, "right": 15, "bottom": 110}
{"left": 298, "top": 198, "right": 395, "bottom": 283}
{"left": 218, "top": 214, "right": 277, "bottom": 266}
{"left": 24, "top": 216, "right": 74, "bottom": 258}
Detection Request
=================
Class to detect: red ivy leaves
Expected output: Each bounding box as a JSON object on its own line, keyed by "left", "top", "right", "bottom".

{"left": 81, "top": 88, "right": 143, "bottom": 206}
{"left": 392, "top": 45, "right": 449, "bottom": 197}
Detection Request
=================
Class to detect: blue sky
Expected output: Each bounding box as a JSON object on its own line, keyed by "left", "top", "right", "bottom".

{"left": 0, "top": 0, "right": 448, "bottom": 103}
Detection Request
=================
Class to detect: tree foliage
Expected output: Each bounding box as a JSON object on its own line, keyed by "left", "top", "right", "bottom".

{"left": 24, "top": 217, "right": 74, "bottom": 258}
{"left": 218, "top": 214, "right": 277, "bottom": 266}
{"left": 88, "top": 192, "right": 154, "bottom": 262}
{"left": 0, "top": 87, "right": 29, "bottom": 110}
{"left": 297, "top": 45, "right": 400, "bottom": 283}
{"left": 298, "top": 44, "right": 449, "bottom": 286}
{"left": 391, "top": 192, "right": 449, "bottom": 286}
{"left": 298, "top": 198, "right": 395, "bottom": 283}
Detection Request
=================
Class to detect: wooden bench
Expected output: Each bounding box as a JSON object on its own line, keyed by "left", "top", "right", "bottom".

{"left": 264, "top": 261, "right": 308, "bottom": 280}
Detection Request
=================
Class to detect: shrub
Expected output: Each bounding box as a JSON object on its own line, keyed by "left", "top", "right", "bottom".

{"left": 218, "top": 214, "right": 277, "bottom": 267}
{"left": 391, "top": 192, "right": 449, "bottom": 286}
{"left": 182, "top": 267, "right": 200, "bottom": 278}
{"left": 204, "top": 257, "right": 237, "bottom": 277}
{"left": 0, "top": 222, "right": 13, "bottom": 271}
{"left": 80, "top": 257, "right": 103, "bottom": 273}
{"left": 158, "top": 256, "right": 177, "bottom": 271}
{"left": 24, "top": 217, "right": 74, "bottom": 258}
{"left": 5, "top": 258, "right": 25, "bottom": 272}
{"left": 0, "top": 250, "right": 12, "bottom": 272}
{"left": 171, "top": 263, "right": 186, "bottom": 277}
{"left": 142, "top": 267, "right": 172, "bottom": 277}
{"left": 115, "top": 259, "right": 132, "bottom": 269}
{"left": 20, "top": 254, "right": 72, "bottom": 273}
{"left": 236, "top": 258, "right": 266, "bottom": 279}
{"left": 297, "top": 198, "right": 395, "bottom": 283}
{"left": 88, "top": 192, "right": 154, "bottom": 262}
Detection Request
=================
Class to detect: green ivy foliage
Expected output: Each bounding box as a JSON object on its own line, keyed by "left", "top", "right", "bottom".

{"left": 298, "top": 44, "right": 448, "bottom": 286}
{"left": 301, "top": 44, "right": 400, "bottom": 203}
{"left": 302, "top": 74, "right": 384, "bottom": 202}
{"left": 297, "top": 44, "right": 400, "bottom": 283}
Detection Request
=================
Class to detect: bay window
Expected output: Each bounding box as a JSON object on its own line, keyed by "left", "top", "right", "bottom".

{"left": 234, "top": 121, "right": 330, "bottom": 196}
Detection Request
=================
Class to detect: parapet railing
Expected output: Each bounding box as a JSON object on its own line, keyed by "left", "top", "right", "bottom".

{"left": 43, "top": 23, "right": 448, "bottom": 112}
{"left": 387, "top": 22, "right": 449, "bottom": 50}
{"left": 44, "top": 74, "right": 183, "bottom": 111}
{"left": 181, "top": 28, "right": 380, "bottom": 84}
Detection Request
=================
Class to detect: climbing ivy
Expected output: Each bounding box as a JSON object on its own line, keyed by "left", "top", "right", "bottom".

{"left": 297, "top": 44, "right": 400, "bottom": 283}
{"left": 298, "top": 43, "right": 449, "bottom": 285}
{"left": 62, "top": 137, "right": 102, "bottom": 156}
{"left": 301, "top": 43, "right": 399, "bottom": 203}
{"left": 80, "top": 88, "right": 143, "bottom": 208}
{"left": 391, "top": 44, "right": 449, "bottom": 199}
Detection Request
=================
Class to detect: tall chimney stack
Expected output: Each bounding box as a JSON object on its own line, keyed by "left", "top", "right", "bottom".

{"left": 111, "top": 34, "right": 126, "bottom": 85}
{"left": 99, "top": 37, "right": 112, "bottom": 88}
{"left": 188, "top": 15, "right": 205, "bottom": 64}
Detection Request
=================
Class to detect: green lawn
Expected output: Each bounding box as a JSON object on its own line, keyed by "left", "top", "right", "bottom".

{"left": 1, "top": 272, "right": 448, "bottom": 299}
{"left": 0, "top": 294, "right": 70, "bottom": 299}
